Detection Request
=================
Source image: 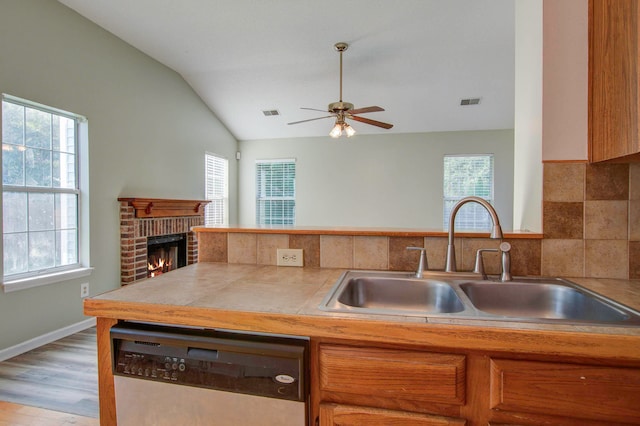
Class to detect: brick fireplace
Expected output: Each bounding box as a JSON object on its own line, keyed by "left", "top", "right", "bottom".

{"left": 119, "top": 198, "right": 209, "bottom": 285}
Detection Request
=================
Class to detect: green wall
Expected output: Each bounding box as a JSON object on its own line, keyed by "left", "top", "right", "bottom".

{"left": 0, "top": 0, "right": 238, "bottom": 350}
{"left": 239, "top": 130, "right": 514, "bottom": 230}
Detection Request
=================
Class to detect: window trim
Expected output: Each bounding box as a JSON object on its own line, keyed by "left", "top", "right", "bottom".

{"left": 2, "top": 267, "right": 93, "bottom": 293}
{"left": 2, "top": 94, "right": 89, "bottom": 288}
{"left": 2, "top": 94, "right": 86, "bottom": 122}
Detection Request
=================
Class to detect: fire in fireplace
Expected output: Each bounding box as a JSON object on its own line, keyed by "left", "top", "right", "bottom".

{"left": 147, "top": 233, "right": 187, "bottom": 278}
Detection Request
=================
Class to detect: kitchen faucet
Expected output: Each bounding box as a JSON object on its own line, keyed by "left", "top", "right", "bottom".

{"left": 444, "top": 196, "right": 503, "bottom": 273}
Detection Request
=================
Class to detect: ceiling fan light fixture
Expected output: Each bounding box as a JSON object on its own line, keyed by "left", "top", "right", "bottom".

{"left": 329, "top": 122, "right": 343, "bottom": 138}
{"left": 329, "top": 117, "right": 356, "bottom": 138}
{"left": 344, "top": 123, "right": 356, "bottom": 137}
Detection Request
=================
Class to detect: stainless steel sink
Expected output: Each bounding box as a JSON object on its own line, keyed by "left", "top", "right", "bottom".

{"left": 320, "top": 272, "right": 464, "bottom": 316}
{"left": 319, "top": 271, "right": 640, "bottom": 326}
{"left": 337, "top": 276, "right": 465, "bottom": 314}
{"left": 459, "top": 281, "right": 631, "bottom": 322}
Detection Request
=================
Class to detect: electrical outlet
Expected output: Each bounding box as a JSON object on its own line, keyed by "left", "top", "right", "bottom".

{"left": 80, "top": 282, "right": 89, "bottom": 298}
{"left": 276, "top": 249, "right": 304, "bottom": 267}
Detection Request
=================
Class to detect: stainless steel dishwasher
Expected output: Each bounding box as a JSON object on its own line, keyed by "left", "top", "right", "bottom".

{"left": 111, "top": 322, "right": 308, "bottom": 426}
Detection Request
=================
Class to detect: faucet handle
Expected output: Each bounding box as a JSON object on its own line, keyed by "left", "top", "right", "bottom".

{"left": 473, "top": 248, "right": 498, "bottom": 280}
{"left": 406, "top": 247, "right": 428, "bottom": 278}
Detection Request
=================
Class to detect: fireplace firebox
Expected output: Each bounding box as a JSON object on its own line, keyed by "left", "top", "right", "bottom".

{"left": 147, "top": 233, "right": 187, "bottom": 277}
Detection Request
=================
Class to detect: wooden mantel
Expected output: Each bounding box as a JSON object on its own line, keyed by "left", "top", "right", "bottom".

{"left": 118, "top": 197, "right": 210, "bottom": 218}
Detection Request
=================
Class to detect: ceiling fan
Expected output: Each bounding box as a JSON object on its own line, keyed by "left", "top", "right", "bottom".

{"left": 287, "top": 42, "right": 393, "bottom": 138}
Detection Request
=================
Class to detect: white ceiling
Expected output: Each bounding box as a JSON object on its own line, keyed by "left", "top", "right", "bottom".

{"left": 57, "top": 0, "right": 515, "bottom": 141}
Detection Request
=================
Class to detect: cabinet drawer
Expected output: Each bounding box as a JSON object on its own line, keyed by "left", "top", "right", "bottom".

{"left": 319, "top": 403, "right": 466, "bottom": 426}
{"left": 319, "top": 344, "right": 466, "bottom": 405}
{"left": 490, "top": 359, "right": 640, "bottom": 424}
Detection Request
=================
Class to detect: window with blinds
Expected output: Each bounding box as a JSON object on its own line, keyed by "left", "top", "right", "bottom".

{"left": 256, "top": 159, "right": 295, "bottom": 225}
{"left": 205, "top": 153, "right": 228, "bottom": 226}
{"left": 443, "top": 154, "right": 494, "bottom": 230}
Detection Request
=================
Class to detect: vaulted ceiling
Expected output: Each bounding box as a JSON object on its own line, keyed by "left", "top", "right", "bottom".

{"left": 58, "top": 0, "right": 515, "bottom": 141}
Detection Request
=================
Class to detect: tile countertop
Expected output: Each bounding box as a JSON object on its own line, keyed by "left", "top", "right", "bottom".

{"left": 84, "top": 263, "right": 640, "bottom": 360}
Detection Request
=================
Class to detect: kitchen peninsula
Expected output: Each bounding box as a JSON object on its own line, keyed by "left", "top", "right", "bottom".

{"left": 85, "top": 260, "right": 640, "bottom": 426}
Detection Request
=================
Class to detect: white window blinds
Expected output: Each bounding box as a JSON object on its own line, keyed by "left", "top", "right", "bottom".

{"left": 443, "top": 154, "right": 494, "bottom": 230}
{"left": 205, "top": 153, "right": 228, "bottom": 226}
{"left": 256, "top": 159, "right": 296, "bottom": 225}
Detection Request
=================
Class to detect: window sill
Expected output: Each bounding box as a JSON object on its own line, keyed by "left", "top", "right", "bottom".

{"left": 2, "top": 267, "right": 94, "bottom": 293}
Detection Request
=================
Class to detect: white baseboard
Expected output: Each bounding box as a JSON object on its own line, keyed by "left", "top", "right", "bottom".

{"left": 0, "top": 317, "right": 97, "bottom": 362}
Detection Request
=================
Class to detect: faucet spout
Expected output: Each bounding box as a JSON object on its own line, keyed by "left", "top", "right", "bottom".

{"left": 445, "top": 196, "right": 503, "bottom": 273}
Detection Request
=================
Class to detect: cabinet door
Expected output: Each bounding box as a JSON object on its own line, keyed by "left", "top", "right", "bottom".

{"left": 489, "top": 358, "right": 640, "bottom": 424}
{"left": 589, "top": 0, "right": 640, "bottom": 162}
{"left": 318, "top": 344, "right": 466, "bottom": 406}
{"left": 319, "top": 403, "right": 466, "bottom": 426}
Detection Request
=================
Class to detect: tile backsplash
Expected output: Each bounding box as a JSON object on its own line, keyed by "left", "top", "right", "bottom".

{"left": 199, "top": 233, "right": 540, "bottom": 277}
{"left": 196, "top": 162, "right": 640, "bottom": 280}
{"left": 198, "top": 231, "right": 542, "bottom": 275}
{"left": 543, "top": 162, "right": 639, "bottom": 279}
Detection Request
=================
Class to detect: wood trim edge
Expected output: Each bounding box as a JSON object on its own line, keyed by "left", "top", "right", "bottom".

{"left": 118, "top": 198, "right": 210, "bottom": 218}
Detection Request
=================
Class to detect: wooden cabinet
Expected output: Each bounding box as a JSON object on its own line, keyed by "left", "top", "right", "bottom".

{"left": 318, "top": 344, "right": 466, "bottom": 406}
{"left": 488, "top": 358, "right": 640, "bottom": 425}
{"left": 319, "top": 403, "right": 466, "bottom": 426}
{"left": 315, "top": 343, "right": 467, "bottom": 425}
{"left": 313, "top": 342, "right": 640, "bottom": 426}
{"left": 589, "top": 0, "right": 640, "bottom": 162}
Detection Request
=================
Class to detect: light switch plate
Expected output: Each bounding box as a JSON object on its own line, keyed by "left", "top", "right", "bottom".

{"left": 277, "top": 249, "right": 304, "bottom": 267}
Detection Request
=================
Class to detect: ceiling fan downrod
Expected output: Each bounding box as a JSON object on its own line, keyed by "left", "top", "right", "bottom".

{"left": 335, "top": 42, "right": 348, "bottom": 104}
{"left": 330, "top": 42, "right": 352, "bottom": 113}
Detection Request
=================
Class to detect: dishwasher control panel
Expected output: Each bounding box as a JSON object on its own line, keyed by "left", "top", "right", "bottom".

{"left": 115, "top": 351, "right": 187, "bottom": 381}
{"left": 111, "top": 323, "right": 308, "bottom": 402}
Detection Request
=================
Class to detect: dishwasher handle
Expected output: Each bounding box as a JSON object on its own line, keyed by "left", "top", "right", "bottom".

{"left": 187, "top": 347, "right": 219, "bottom": 360}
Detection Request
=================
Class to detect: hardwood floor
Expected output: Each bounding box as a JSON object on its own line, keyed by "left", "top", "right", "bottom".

{"left": 0, "top": 328, "right": 98, "bottom": 422}
{"left": 0, "top": 401, "right": 98, "bottom": 425}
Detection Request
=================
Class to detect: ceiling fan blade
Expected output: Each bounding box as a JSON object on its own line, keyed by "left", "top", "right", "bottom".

{"left": 349, "top": 115, "right": 394, "bottom": 129}
{"left": 301, "top": 107, "right": 330, "bottom": 113}
{"left": 349, "top": 106, "right": 385, "bottom": 115}
{"left": 287, "top": 115, "right": 334, "bottom": 125}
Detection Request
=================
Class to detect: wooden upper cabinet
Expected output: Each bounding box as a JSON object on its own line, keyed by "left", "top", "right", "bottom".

{"left": 589, "top": 0, "right": 640, "bottom": 162}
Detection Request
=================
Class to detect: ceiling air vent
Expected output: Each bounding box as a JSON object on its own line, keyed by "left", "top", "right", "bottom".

{"left": 262, "top": 109, "right": 280, "bottom": 116}
{"left": 460, "top": 98, "right": 481, "bottom": 106}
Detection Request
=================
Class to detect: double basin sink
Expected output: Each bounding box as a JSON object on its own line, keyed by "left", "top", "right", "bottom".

{"left": 319, "top": 271, "right": 640, "bottom": 326}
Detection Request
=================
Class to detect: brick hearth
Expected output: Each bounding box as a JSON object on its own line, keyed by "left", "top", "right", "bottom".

{"left": 118, "top": 198, "right": 208, "bottom": 285}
